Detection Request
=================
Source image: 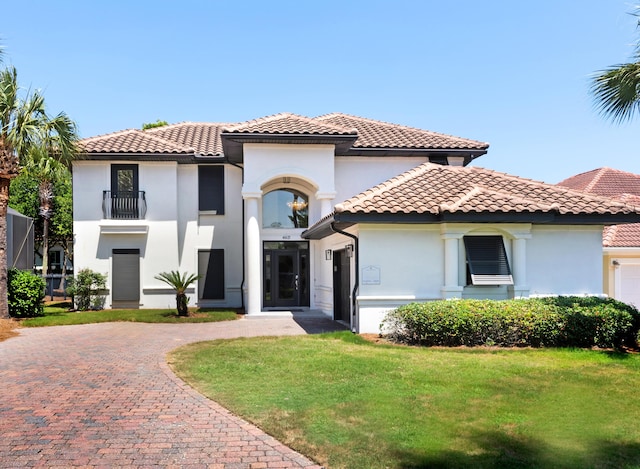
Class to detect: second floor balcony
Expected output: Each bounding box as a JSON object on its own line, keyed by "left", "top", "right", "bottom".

{"left": 102, "top": 191, "right": 147, "bottom": 220}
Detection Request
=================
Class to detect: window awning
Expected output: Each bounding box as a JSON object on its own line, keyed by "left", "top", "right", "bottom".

{"left": 464, "top": 236, "right": 514, "bottom": 285}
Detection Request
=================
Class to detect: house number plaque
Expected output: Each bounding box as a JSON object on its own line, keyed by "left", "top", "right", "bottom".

{"left": 362, "top": 265, "right": 381, "bottom": 285}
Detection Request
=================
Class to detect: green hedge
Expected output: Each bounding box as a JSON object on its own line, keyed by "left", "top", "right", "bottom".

{"left": 8, "top": 268, "right": 45, "bottom": 318}
{"left": 381, "top": 297, "right": 640, "bottom": 349}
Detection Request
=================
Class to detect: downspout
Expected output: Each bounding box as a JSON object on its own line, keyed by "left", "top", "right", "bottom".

{"left": 226, "top": 159, "right": 245, "bottom": 311}
{"left": 330, "top": 222, "right": 359, "bottom": 332}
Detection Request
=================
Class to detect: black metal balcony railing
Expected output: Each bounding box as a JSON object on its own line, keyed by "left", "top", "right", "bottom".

{"left": 102, "top": 191, "right": 147, "bottom": 219}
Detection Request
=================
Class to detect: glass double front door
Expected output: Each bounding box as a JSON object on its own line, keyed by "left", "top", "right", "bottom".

{"left": 263, "top": 242, "right": 309, "bottom": 308}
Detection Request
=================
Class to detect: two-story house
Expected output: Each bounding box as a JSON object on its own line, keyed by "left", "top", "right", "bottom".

{"left": 73, "top": 113, "right": 640, "bottom": 332}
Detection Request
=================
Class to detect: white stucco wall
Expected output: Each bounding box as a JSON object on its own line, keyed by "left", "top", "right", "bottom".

{"left": 527, "top": 225, "right": 603, "bottom": 296}
{"left": 355, "top": 224, "right": 443, "bottom": 333}
{"left": 334, "top": 156, "right": 428, "bottom": 202}
{"left": 73, "top": 160, "right": 244, "bottom": 309}
{"left": 348, "top": 223, "right": 606, "bottom": 333}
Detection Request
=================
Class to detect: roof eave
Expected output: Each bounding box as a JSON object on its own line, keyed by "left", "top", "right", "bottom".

{"left": 76, "top": 152, "right": 197, "bottom": 163}
{"left": 339, "top": 147, "right": 488, "bottom": 162}
{"left": 304, "top": 211, "right": 640, "bottom": 237}
{"left": 220, "top": 133, "right": 358, "bottom": 162}
{"left": 302, "top": 213, "right": 357, "bottom": 240}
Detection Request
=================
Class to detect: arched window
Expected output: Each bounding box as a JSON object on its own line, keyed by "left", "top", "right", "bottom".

{"left": 263, "top": 189, "right": 309, "bottom": 229}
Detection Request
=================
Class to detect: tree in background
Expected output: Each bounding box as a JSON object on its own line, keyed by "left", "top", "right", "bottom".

{"left": 591, "top": 6, "right": 640, "bottom": 123}
{"left": 0, "top": 65, "right": 78, "bottom": 318}
{"left": 12, "top": 147, "right": 72, "bottom": 276}
{"left": 10, "top": 159, "right": 73, "bottom": 276}
{"left": 142, "top": 119, "right": 168, "bottom": 130}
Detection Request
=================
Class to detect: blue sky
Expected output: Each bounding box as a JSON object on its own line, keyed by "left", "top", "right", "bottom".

{"left": 3, "top": 1, "right": 640, "bottom": 183}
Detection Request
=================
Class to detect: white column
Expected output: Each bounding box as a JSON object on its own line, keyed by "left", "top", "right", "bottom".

{"left": 244, "top": 195, "right": 261, "bottom": 314}
{"left": 316, "top": 191, "right": 336, "bottom": 218}
{"left": 510, "top": 236, "right": 530, "bottom": 298}
{"left": 441, "top": 234, "right": 463, "bottom": 299}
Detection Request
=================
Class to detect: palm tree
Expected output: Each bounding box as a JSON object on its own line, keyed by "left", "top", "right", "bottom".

{"left": 0, "top": 66, "right": 78, "bottom": 318}
{"left": 21, "top": 147, "right": 69, "bottom": 276}
{"left": 591, "top": 6, "right": 640, "bottom": 123}
{"left": 154, "top": 271, "right": 201, "bottom": 316}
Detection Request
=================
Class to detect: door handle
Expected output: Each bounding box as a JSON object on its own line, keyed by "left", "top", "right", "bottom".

{"left": 294, "top": 274, "right": 299, "bottom": 291}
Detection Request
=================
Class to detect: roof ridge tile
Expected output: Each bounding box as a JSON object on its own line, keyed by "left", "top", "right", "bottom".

{"left": 79, "top": 128, "right": 195, "bottom": 154}
{"left": 222, "top": 112, "right": 357, "bottom": 135}
{"left": 81, "top": 128, "right": 141, "bottom": 142}
{"left": 316, "top": 113, "right": 490, "bottom": 147}
{"left": 222, "top": 112, "right": 300, "bottom": 132}
{"left": 333, "top": 162, "right": 640, "bottom": 218}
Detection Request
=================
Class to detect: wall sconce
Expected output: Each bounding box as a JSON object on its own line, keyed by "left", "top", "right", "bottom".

{"left": 346, "top": 244, "right": 354, "bottom": 258}
{"left": 325, "top": 249, "right": 332, "bottom": 261}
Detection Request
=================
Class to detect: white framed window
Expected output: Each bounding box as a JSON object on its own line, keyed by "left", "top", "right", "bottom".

{"left": 262, "top": 189, "right": 308, "bottom": 229}
{"left": 463, "top": 235, "right": 513, "bottom": 285}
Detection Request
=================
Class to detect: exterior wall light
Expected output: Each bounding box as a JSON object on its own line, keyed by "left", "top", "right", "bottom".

{"left": 325, "top": 249, "right": 332, "bottom": 261}
{"left": 346, "top": 244, "right": 354, "bottom": 258}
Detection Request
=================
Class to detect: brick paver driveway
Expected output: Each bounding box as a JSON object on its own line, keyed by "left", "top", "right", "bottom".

{"left": 0, "top": 316, "right": 345, "bottom": 468}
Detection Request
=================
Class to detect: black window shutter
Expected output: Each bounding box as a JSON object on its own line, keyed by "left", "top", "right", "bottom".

{"left": 198, "top": 166, "right": 225, "bottom": 214}
{"left": 463, "top": 236, "right": 513, "bottom": 285}
{"left": 198, "top": 249, "right": 225, "bottom": 300}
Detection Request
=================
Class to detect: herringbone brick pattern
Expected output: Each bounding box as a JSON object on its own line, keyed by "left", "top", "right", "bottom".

{"left": 0, "top": 317, "right": 343, "bottom": 468}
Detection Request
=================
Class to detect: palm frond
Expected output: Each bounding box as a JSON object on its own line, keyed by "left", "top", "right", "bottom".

{"left": 590, "top": 61, "right": 640, "bottom": 123}
{"left": 23, "top": 146, "right": 67, "bottom": 180}
{"left": 0, "top": 67, "right": 79, "bottom": 169}
{"left": 154, "top": 271, "right": 201, "bottom": 294}
{"left": 44, "top": 112, "right": 79, "bottom": 165}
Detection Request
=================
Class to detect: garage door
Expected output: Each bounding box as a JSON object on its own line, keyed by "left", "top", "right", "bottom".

{"left": 619, "top": 264, "right": 640, "bottom": 308}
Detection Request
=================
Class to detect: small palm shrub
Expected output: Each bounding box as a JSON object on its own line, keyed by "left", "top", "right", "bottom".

{"left": 381, "top": 297, "right": 640, "bottom": 349}
{"left": 154, "top": 271, "right": 200, "bottom": 316}
{"left": 66, "top": 269, "right": 107, "bottom": 311}
{"left": 8, "top": 268, "right": 45, "bottom": 318}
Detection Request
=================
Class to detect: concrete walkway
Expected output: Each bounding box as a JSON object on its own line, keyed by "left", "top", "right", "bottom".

{"left": 0, "top": 316, "right": 345, "bottom": 468}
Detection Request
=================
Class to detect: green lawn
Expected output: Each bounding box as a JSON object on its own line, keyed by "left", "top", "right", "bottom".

{"left": 169, "top": 332, "right": 640, "bottom": 469}
{"left": 20, "top": 302, "right": 239, "bottom": 326}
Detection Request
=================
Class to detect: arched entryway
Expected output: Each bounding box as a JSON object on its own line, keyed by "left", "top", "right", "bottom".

{"left": 260, "top": 180, "right": 314, "bottom": 309}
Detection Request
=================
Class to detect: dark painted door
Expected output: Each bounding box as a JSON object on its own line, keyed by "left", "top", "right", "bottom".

{"left": 111, "top": 164, "right": 139, "bottom": 219}
{"left": 263, "top": 242, "right": 309, "bottom": 308}
{"left": 198, "top": 249, "right": 225, "bottom": 300}
{"left": 112, "top": 249, "right": 140, "bottom": 307}
{"left": 333, "top": 249, "right": 351, "bottom": 322}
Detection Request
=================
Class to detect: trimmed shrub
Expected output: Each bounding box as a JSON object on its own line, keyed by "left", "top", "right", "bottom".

{"left": 66, "top": 269, "right": 107, "bottom": 311}
{"left": 8, "top": 268, "right": 45, "bottom": 318}
{"left": 381, "top": 297, "right": 640, "bottom": 349}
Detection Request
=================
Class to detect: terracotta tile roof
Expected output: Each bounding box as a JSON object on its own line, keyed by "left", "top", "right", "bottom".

{"left": 558, "top": 167, "right": 640, "bottom": 247}
{"left": 80, "top": 129, "right": 193, "bottom": 154}
{"left": 80, "top": 113, "right": 489, "bottom": 157}
{"left": 223, "top": 112, "right": 357, "bottom": 136}
{"left": 145, "top": 122, "right": 229, "bottom": 156}
{"left": 620, "top": 193, "right": 640, "bottom": 205}
{"left": 334, "top": 163, "right": 640, "bottom": 216}
{"left": 603, "top": 224, "right": 640, "bottom": 247}
{"left": 557, "top": 167, "right": 640, "bottom": 198}
{"left": 315, "top": 113, "right": 489, "bottom": 150}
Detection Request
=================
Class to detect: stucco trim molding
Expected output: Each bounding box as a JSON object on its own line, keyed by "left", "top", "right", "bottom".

{"left": 99, "top": 225, "right": 149, "bottom": 235}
